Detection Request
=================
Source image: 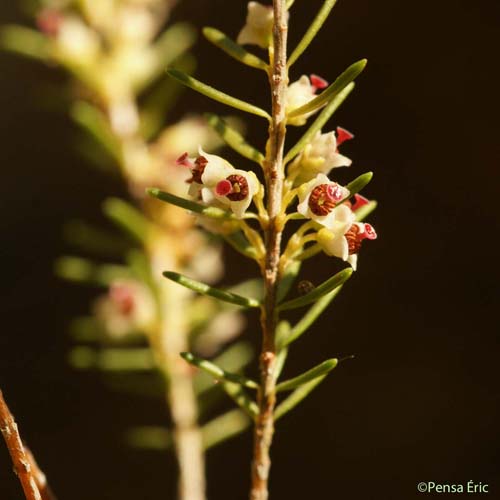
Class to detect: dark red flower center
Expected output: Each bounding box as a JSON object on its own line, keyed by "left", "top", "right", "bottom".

{"left": 110, "top": 285, "right": 135, "bottom": 316}
{"left": 345, "top": 223, "right": 377, "bottom": 255}
{"left": 308, "top": 183, "right": 343, "bottom": 216}
{"left": 224, "top": 174, "right": 249, "bottom": 201}
{"left": 187, "top": 156, "right": 208, "bottom": 184}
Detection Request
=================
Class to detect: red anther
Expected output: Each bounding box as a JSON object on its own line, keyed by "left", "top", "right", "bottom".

{"left": 176, "top": 152, "right": 192, "bottom": 167}
{"left": 351, "top": 193, "right": 370, "bottom": 211}
{"left": 362, "top": 223, "right": 377, "bottom": 240}
{"left": 326, "top": 184, "right": 344, "bottom": 202}
{"left": 36, "top": 9, "right": 63, "bottom": 37}
{"left": 310, "top": 74, "right": 329, "bottom": 91}
{"left": 336, "top": 126, "right": 354, "bottom": 146}
{"left": 215, "top": 179, "right": 233, "bottom": 196}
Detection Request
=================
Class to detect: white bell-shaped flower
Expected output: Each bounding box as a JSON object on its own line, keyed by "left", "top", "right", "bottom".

{"left": 288, "top": 128, "right": 353, "bottom": 184}
{"left": 317, "top": 221, "right": 377, "bottom": 270}
{"left": 285, "top": 74, "right": 328, "bottom": 126}
{"left": 297, "top": 173, "right": 351, "bottom": 228}
{"left": 237, "top": 2, "right": 274, "bottom": 49}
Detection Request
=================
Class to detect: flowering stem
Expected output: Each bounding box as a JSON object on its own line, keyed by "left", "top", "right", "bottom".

{"left": 250, "top": 1, "right": 288, "bottom": 499}
{"left": 0, "top": 390, "right": 42, "bottom": 500}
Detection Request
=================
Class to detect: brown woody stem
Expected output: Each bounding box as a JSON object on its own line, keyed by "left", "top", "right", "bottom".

{"left": 0, "top": 390, "right": 42, "bottom": 500}
{"left": 250, "top": 1, "right": 288, "bottom": 499}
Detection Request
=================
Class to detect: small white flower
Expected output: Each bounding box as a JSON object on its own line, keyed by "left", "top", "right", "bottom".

{"left": 94, "top": 280, "right": 156, "bottom": 339}
{"left": 288, "top": 128, "right": 353, "bottom": 184}
{"left": 237, "top": 2, "right": 274, "bottom": 49}
{"left": 317, "top": 221, "right": 377, "bottom": 270}
{"left": 180, "top": 148, "right": 260, "bottom": 218}
{"left": 286, "top": 74, "right": 328, "bottom": 126}
{"left": 297, "top": 173, "right": 350, "bottom": 228}
{"left": 54, "top": 16, "right": 100, "bottom": 66}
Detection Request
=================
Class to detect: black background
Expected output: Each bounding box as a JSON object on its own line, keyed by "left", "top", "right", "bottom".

{"left": 1, "top": 0, "right": 499, "bottom": 499}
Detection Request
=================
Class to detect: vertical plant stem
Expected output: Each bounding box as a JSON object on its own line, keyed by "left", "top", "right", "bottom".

{"left": 250, "top": 1, "right": 288, "bottom": 499}
{"left": 110, "top": 101, "right": 207, "bottom": 500}
{"left": 0, "top": 390, "right": 42, "bottom": 500}
{"left": 158, "top": 276, "right": 206, "bottom": 500}
{"left": 24, "top": 446, "right": 57, "bottom": 500}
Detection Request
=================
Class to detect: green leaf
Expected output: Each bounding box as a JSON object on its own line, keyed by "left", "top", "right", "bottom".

{"left": 205, "top": 113, "right": 264, "bottom": 164}
{"left": 69, "top": 347, "right": 155, "bottom": 372}
{"left": 0, "top": 25, "right": 51, "bottom": 61}
{"left": 103, "top": 197, "right": 152, "bottom": 243}
{"left": 286, "top": 0, "right": 296, "bottom": 8}
{"left": 163, "top": 271, "right": 261, "bottom": 308}
{"left": 55, "top": 256, "right": 131, "bottom": 286}
{"left": 167, "top": 69, "right": 270, "bottom": 119}
{"left": 222, "top": 381, "right": 259, "bottom": 418}
{"left": 355, "top": 200, "right": 377, "bottom": 222}
{"left": 287, "top": 60, "right": 367, "bottom": 120}
{"left": 345, "top": 172, "right": 373, "bottom": 200}
{"left": 277, "top": 260, "right": 302, "bottom": 302}
{"left": 276, "top": 359, "right": 338, "bottom": 392}
{"left": 279, "top": 285, "right": 344, "bottom": 348}
{"left": 284, "top": 82, "right": 354, "bottom": 164}
{"left": 147, "top": 187, "right": 234, "bottom": 219}
{"left": 278, "top": 268, "right": 352, "bottom": 311}
{"left": 203, "top": 27, "right": 268, "bottom": 71}
{"left": 139, "top": 23, "right": 196, "bottom": 90}
{"left": 71, "top": 101, "right": 122, "bottom": 162}
{"left": 125, "top": 426, "right": 171, "bottom": 450}
{"left": 181, "top": 352, "right": 258, "bottom": 389}
{"left": 63, "top": 220, "right": 130, "bottom": 257}
{"left": 224, "top": 231, "right": 259, "bottom": 260}
{"left": 195, "top": 341, "right": 254, "bottom": 395}
{"left": 202, "top": 409, "right": 251, "bottom": 450}
{"left": 288, "top": 0, "right": 339, "bottom": 67}
{"left": 275, "top": 375, "right": 327, "bottom": 420}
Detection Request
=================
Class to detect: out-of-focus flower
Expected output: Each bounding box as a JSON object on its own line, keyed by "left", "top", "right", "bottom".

{"left": 237, "top": 1, "right": 274, "bottom": 49}
{"left": 288, "top": 127, "right": 353, "bottom": 184}
{"left": 286, "top": 74, "right": 328, "bottom": 126}
{"left": 53, "top": 16, "right": 100, "bottom": 66}
{"left": 297, "top": 173, "right": 350, "bottom": 228}
{"left": 94, "top": 280, "right": 156, "bottom": 339}
{"left": 317, "top": 220, "right": 377, "bottom": 270}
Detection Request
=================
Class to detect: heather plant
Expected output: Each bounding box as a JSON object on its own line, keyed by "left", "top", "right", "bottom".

{"left": 1, "top": 1, "right": 260, "bottom": 499}
{"left": 146, "top": 0, "right": 378, "bottom": 498}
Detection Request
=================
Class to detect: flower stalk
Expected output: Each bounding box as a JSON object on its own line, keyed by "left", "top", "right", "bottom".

{"left": 250, "top": 1, "right": 289, "bottom": 498}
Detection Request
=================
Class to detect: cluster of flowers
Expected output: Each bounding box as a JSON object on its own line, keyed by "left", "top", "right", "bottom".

{"left": 172, "top": 1, "right": 377, "bottom": 271}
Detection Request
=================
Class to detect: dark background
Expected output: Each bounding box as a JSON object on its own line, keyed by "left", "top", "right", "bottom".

{"left": 1, "top": 0, "right": 499, "bottom": 499}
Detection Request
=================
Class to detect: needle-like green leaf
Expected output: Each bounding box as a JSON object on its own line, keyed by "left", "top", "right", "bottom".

{"left": 55, "top": 256, "right": 131, "bottom": 287}
{"left": 167, "top": 69, "right": 270, "bottom": 119}
{"left": 278, "top": 268, "right": 352, "bottom": 311}
{"left": 355, "top": 200, "right": 378, "bottom": 222}
{"left": 125, "top": 426, "right": 171, "bottom": 450}
{"left": 205, "top": 113, "right": 264, "bottom": 164}
{"left": 103, "top": 197, "right": 152, "bottom": 243}
{"left": 147, "top": 187, "right": 233, "bottom": 219}
{"left": 181, "top": 352, "right": 258, "bottom": 389}
{"left": 275, "top": 375, "right": 327, "bottom": 420}
{"left": 276, "top": 359, "right": 338, "bottom": 392}
{"left": 69, "top": 347, "right": 155, "bottom": 372}
{"left": 163, "top": 271, "right": 261, "bottom": 308}
{"left": 71, "top": 101, "right": 122, "bottom": 162}
{"left": 288, "top": 0, "right": 339, "bottom": 67}
{"left": 287, "top": 60, "right": 366, "bottom": 120}
{"left": 202, "top": 409, "right": 252, "bottom": 450}
{"left": 286, "top": 0, "right": 296, "bottom": 8}
{"left": 277, "top": 260, "right": 302, "bottom": 302}
{"left": 203, "top": 27, "right": 268, "bottom": 71}
{"left": 222, "top": 382, "right": 259, "bottom": 418}
{"left": 279, "top": 286, "right": 344, "bottom": 348}
{"left": 284, "top": 82, "right": 354, "bottom": 164}
{"left": 224, "top": 231, "right": 259, "bottom": 260}
{"left": 344, "top": 172, "right": 373, "bottom": 200}
{"left": 0, "top": 25, "right": 51, "bottom": 61}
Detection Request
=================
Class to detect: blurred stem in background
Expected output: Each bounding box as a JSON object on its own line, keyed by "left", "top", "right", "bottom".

{"left": 1, "top": 1, "right": 256, "bottom": 499}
